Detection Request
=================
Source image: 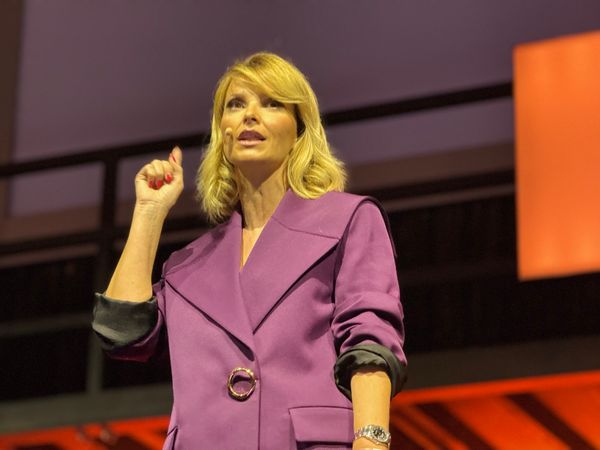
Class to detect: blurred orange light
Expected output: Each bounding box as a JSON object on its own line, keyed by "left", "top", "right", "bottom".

{"left": 514, "top": 30, "right": 600, "bottom": 279}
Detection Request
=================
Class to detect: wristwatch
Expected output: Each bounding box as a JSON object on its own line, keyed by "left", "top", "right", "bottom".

{"left": 353, "top": 424, "right": 391, "bottom": 448}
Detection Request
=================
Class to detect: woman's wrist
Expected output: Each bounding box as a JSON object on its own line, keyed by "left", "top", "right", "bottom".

{"left": 133, "top": 201, "right": 170, "bottom": 221}
{"left": 353, "top": 436, "right": 389, "bottom": 450}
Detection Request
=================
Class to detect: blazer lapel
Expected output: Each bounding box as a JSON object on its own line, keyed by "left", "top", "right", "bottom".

{"left": 239, "top": 190, "right": 339, "bottom": 332}
{"left": 164, "top": 212, "right": 255, "bottom": 351}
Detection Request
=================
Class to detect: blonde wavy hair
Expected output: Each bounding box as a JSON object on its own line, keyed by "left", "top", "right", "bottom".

{"left": 196, "top": 52, "right": 347, "bottom": 223}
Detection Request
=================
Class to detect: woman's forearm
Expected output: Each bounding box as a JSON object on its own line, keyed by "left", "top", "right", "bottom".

{"left": 105, "top": 203, "right": 167, "bottom": 302}
{"left": 351, "top": 368, "right": 392, "bottom": 450}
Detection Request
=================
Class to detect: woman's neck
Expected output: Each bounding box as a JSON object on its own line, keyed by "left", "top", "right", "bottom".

{"left": 237, "top": 164, "right": 287, "bottom": 230}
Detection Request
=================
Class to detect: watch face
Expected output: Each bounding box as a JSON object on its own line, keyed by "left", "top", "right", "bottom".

{"left": 372, "top": 427, "right": 388, "bottom": 441}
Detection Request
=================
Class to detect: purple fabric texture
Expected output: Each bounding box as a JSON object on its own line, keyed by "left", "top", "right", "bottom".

{"left": 96, "top": 190, "right": 406, "bottom": 450}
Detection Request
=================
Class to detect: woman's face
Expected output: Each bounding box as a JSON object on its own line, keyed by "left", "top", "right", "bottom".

{"left": 220, "top": 79, "right": 297, "bottom": 181}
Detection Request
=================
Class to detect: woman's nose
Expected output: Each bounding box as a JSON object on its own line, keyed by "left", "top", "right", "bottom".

{"left": 243, "top": 102, "right": 259, "bottom": 123}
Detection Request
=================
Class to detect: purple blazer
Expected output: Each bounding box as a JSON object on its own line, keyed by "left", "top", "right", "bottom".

{"left": 98, "top": 190, "right": 406, "bottom": 450}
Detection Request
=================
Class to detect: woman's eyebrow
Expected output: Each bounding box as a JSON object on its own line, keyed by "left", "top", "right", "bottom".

{"left": 225, "top": 92, "right": 246, "bottom": 100}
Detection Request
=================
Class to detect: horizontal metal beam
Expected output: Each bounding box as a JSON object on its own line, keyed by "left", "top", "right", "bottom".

{"left": 0, "top": 383, "right": 173, "bottom": 433}
{"left": 0, "top": 312, "right": 90, "bottom": 338}
{"left": 405, "top": 334, "right": 600, "bottom": 390}
{"left": 0, "top": 214, "right": 209, "bottom": 256}
{"left": 0, "top": 82, "right": 512, "bottom": 179}
{"left": 0, "top": 133, "right": 209, "bottom": 178}
{"left": 323, "top": 82, "right": 512, "bottom": 126}
{"left": 381, "top": 183, "right": 514, "bottom": 213}
{"left": 0, "top": 171, "right": 512, "bottom": 257}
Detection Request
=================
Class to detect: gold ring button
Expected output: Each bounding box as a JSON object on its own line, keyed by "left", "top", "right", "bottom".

{"left": 227, "top": 367, "right": 256, "bottom": 401}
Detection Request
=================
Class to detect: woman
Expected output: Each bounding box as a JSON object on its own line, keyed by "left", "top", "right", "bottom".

{"left": 92, "top": 52, "right": 407, "bottom": 450}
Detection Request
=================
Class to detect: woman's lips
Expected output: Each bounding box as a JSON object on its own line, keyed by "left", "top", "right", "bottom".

{"left": 238, "top": 130, "right": 265, "bottom": 147}
{"left": 238, "top": 130, "right": 265, "bottom": 140}
{"left": 238, "top": 139, "right": 264, "bottom": 147}
{"left": 237, "top": 130, "right": 265, "bottom": 147}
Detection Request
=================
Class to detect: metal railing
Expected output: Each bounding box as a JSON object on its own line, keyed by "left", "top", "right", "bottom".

{"left": 0, "top": 81, "right": 513, "bottom": 396}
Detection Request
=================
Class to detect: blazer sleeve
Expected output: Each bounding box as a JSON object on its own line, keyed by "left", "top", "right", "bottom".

{"left": 331, "top": 200, "right": 407, "bottom": 399}
{"left": 91, "top": 276, "right": 167, "bottom": 362}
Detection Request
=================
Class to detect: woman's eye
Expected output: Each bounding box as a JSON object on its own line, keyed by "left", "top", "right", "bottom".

{"left": 265, "top": 99, "right": 283, "bottom": 108}
{"left": 226, "top": 98, "right": 244, "bottom": 109}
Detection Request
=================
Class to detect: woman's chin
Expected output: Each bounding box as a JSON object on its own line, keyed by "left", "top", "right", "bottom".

{"left": 232, "top": 155, "right": 283, "bottom": 167}
{"left": 233, "top": 159, "right": 287, "bottom": 183}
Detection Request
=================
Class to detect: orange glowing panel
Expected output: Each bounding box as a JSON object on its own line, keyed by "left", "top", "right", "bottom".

{"left": 514, "top": 30, "right": 600, "bottom": 279}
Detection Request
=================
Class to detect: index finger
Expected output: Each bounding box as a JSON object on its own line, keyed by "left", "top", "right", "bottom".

{"left": 169, "top": 146, "right": 183, "bottom": 171}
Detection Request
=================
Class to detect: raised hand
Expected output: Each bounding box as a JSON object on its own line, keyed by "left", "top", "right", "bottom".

{"left": 134, "top": 146, "right": 184, "bottom": 214}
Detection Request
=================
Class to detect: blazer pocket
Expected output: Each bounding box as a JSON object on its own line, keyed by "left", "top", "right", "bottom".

{"left": 289, "top": 406, "right": 353, "bottom": 444}
{"left": 162, "top": 425, "right": 178, "bottom": 450}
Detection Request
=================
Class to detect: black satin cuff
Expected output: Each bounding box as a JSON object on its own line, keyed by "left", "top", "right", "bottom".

{"left": 92, "top": 292, "right": 158, "bottom": 350}
{"left": 334, "top": 343, "right": 407, "bottom": 401}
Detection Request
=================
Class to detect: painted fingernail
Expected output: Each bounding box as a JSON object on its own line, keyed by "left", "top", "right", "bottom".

{"left": 165, "top": 173, "right": 173, "bottom": 183}
{"left": 156, "top": 180, "right": 163, "bottom": 188}
{"left": 148, "top": 180, "right": 154, "bottom": 188}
